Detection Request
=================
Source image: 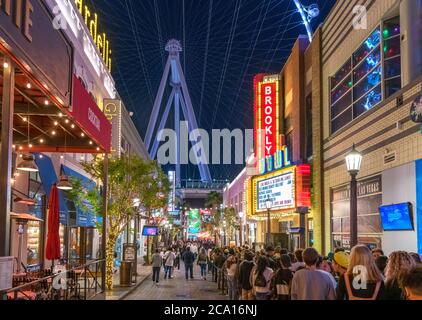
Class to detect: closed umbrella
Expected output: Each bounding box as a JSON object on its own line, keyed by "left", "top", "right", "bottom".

{"left": 46, "top": 184, "right": 61, "bottom": 266}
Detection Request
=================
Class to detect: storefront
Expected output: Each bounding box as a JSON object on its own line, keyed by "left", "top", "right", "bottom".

{"left": 0, "top": 0, "right": 111, "bottom": 265}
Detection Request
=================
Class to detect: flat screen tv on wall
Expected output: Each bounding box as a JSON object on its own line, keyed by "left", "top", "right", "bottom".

{"left": 379, "top": 203, "right": 414, "bottom": 231}
{"left": 142, "top": 226, "right": 158, "bottom": 236}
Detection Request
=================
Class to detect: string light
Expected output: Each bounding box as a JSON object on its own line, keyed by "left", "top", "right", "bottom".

{"left": 39, "top": 155, "right": 43, "bottom": 159}
{"left": 44, "top": 100, "right": 49, "bottom": 106}
{"left": 96, "top": 147, "right": 100, "bottom": 151}
{"left": 58, "top": 113, "right": 63, "bottom": 117}
{"left": 3, "top": 62, "right": 9, "bottom": 68}
{"left": 54, "top": 121, "right": 59, "bottom": 126}
{"left": 60, "top": 155, "right": 64, "bottom": 159}
{"left": 19, "top": 146, "right": 23, "bottom": 151}
{"left": 28, "top": 144, "right": 33, "bottom": 148}
{"left": 39, "top": 139, "right": 44, "bottom": 143}
{"left": 26, "top": 83, "right": 32, "bottom": 89}
{"left": 65, "top": 119, "right": 69, "bottom": 124}
{"left": 71, "top": 124, "right": 75, "bottom": 129}
{"left": 81, "top": 133, "right": 85, "bottom": 137}
{"left": 89, "top": 141, "right": 93, "bottom": 145}
{"left": 12, "top": 145, "right": 16, "bottom": 149}
{"left": 23, "top": 117, "right": 27, "bottom": 122}
{"left": 19, "top": 154, "right": 23, "bottom": 158}
{"left": 52, "top": 130, "right": 56, "bottom": 136}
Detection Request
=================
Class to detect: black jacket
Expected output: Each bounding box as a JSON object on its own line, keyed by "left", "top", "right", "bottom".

{"left": 183, "top": 251, "right": 195, "bottom": 265}
{"left": 239, "top": 260, "right": 255, "bottom": 290}
{"left": 214, "top": 254, "right": 226, "bottom": 269}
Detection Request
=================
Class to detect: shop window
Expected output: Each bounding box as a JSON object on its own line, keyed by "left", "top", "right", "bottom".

{"left": 27, "top": 221, "right": 41, "bottom": 266}
{"left": 330, "top": 17, "right": 401, "bottom": 134}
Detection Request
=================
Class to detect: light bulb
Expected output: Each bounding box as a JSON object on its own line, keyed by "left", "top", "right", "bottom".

{"left": 26, "top": 83, "right": 31, "bottom": 89}
{"left": 19, "top": 146, "right": 23, "bottom": 150}
{"left": 58, "top": 113, "right": 63, "bottom": 117}
{"left": 39, "top": 155, "right": 43, "bottom": 159}
{"left": 39, "top": 139, "right": 44, "bottom": 143}
{"left": 60, "top": 155, "right": 64, "bottom": 159}
{"left": 71, "top": 124, "right": 75, "bottom": 129}
{"left": 3, "top": 62, "right": 9, "bottom": 68}
{"left": 23, "top": 117, "right": 27, "bottom": 122}
{"left": 81, "top": 133, "right": 85, "bottom": 137}
{"left": 44, "top": 100, "right": 49, "bottom": 106}
{"left": 52, "top": 131, "right": 56, "bottom": 136}
{"left": 65, "top": 119, "right": 69, "bottom": 124}
{"left": 89, "top": 141, "right": 93, "bottom": 145}
{"left": 29, "top": 144, "right": 33, "bottom": 148}
{"left": 54, "top": 121, "right": 58, "bottom": 126}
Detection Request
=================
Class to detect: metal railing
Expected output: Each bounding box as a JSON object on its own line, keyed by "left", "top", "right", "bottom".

{"left": 1, "top": 259, "right": 105, "bottom": 301}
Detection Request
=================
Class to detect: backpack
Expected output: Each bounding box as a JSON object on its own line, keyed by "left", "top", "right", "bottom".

{"left": 254, "top": 272, "right": 267, "bottom": 288}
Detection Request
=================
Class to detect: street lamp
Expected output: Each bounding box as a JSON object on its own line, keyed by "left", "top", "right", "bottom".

{"left": 265, "top": 196, "right": 273, "bottom": 246}
{"left": 345, "top": 144, "right": 363, "bottom": 248}
{"left": 223, "top": 220, "right": 227, "bottom": 246}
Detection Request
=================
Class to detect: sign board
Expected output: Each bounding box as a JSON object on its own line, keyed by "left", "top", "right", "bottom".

{"left": 254, "top": 74, "right": 280, "bottom": 160}
{"left": 0, "top": 0, "right": 72, "bottom": 106}
{"left": 123, "top": 244, "right": 136, "bottom": 262}
{"left": 103, "top": 99, "right": 122, "bottom": 157}
{"left": 188, "top": 209, "right": 201, "bottom": 234}
{"left": 257, "top": 171, "right": 295, "bottom": 211}
{"left": 0, "top": 257, "right": 14, "bottom": 291}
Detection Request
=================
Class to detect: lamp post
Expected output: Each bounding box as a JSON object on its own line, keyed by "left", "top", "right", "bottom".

{"left": 345, "top": 144, "right": 363, "bottom": 248}
{"left": 265, "top": 197, "right": 273, "bottom": 246}
{"left": 222, "top": 220, "right": 227, "bottom": 246}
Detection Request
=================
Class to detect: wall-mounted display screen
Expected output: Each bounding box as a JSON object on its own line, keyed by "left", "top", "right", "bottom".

{"left": 142, "top": 226, "right": 158, "bottom": 236}
{"left": 379, "top": 203, "right": 413, "bottom": 231}
{"left": 257, "top": 172, "right": 295, "bottom": 211}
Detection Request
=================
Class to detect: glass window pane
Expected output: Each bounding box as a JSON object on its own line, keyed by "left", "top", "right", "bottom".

{"left": 353, "top": 65, "right": 382, "bottom": 101}
{"left": 358, "top": 215, "right": 383, "bottom": 234}
{"left": 331, "top": 60, "right": 352, "bottom": 88}
{"left": 353, "top": 84, "right": 382, "bottom": 118}
{"left": 332, "top": 218, "right": 342, "bottom": 233}
{"left": 353, "top": 47, "right": 381, "bottom": 83}
{"left": 384, "top": 56, "right": 401, "bottom": 79}
{"left": 331, "top": 75, "right": 352, "bottom": 105}
{"left": 331, "top": 107, "right": 352, "bottom": 133}
{"left": 331, "top": 91, "right": 352, "bottom": 120}
{"left": 385, "top": 77, "right": 402, "bottom": 98}
{"left": 353, "top": 29, "right": 381, "bottom": 66}
{"left": 383, "top": 36, "right": 401, "bottom": 58}
{"left": 382, "top": 16, "right": 400, "bottom": 39}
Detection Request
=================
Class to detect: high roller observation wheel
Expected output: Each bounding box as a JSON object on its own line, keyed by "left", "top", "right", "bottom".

{"left": 293, "top": 0, "right": 320, "bottom": 42}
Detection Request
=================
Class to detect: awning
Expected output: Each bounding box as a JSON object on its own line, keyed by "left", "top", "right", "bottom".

{"left": 62, "top": 166, "right": 98, "bottom": 228}
{"left": 33, "top": 153, "right": 68, "bottom": 225}
{"left": 10, "top": 213, "right": 44, "bottom": 222}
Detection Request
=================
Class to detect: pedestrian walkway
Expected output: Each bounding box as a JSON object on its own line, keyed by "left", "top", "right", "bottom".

{"left": 124, "top": 263, "right": 228, "bottom": 300}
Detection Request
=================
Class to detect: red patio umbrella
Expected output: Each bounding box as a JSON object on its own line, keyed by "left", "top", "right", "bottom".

{"left": 46, "top": 184, "right": 61, "bottom": 265}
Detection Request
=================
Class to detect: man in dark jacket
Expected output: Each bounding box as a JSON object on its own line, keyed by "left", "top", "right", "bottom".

{"left": 183, "top": 246, "right": 195, "bottom": 280}
{"left": 238, "top": 251, "right": 255, "bottom": 300}
{"left": 214, "top": 249, "right": 226, "bottom": 290}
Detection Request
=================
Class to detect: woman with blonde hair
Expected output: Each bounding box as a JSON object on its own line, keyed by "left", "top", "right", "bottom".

{"left": 384, "top": 251, "right": 416, "bottom": 300}
{"left": 336, "top": 245, "right": 385, "bottom": 300}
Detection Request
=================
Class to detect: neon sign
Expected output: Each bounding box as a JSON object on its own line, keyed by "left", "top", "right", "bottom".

{"left": 254, "top": 74, "right": 280, "bottom": 160}
{"left": 258, "top": 146, "right": 291, "bottom": 175}
{"left": 75, "top": 0, "right": 112, "bottom": 72}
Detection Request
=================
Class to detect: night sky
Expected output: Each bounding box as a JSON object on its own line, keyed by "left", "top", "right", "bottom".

{"left": 88, "top": 0, "right": 335, "bottom": 181}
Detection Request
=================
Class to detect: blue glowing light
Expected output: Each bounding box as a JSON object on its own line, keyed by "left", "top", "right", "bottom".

{"left": 293, "top": 0, "right": 318, "bottom": 42}
{"left": 365, "top": 29, "right": 381, "bottom": 50}
{"left": 363, "top": 87, "right": 382, "bottom": 111}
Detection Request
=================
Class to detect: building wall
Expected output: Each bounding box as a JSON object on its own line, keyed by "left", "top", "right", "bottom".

{"left": 320, "top": 0, "right": 422, "bottom": 253}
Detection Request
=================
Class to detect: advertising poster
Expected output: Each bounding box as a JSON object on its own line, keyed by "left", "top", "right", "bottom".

{"left": 188, "top": 209, "right": 201, "bottom": 234}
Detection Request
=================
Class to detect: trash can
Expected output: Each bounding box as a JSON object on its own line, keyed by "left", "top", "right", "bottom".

{"left": 120, "top": 261, "right": 133, "bottom": 286}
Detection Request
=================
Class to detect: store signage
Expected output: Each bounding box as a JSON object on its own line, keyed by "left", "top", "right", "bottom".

{"left": 257, "top": 171, "right": 295, "bottom": 211}
{"left": 74, "top": 0, "right": 112, "bottom": 72}
{"left": 410, "top": 94, "right": 422, "bottom": 123}
{"left": 332, "top": 175, "right": 382, "bottom": 202}
{"left": 258, "top": 146, "right": 291, "bottom": 175}
{"left": 188, "top": 209, "right": 201, "bottom": 234}
{"left": 71, "top": 75, "right": 112, "bottom": 152}
{"left": 254, "top": 74, "right": 280, "bottom": 160}
{"left": 54, "top": 0, "right": 115, "bottom": 98}
{"left": 0, "top": 0, "right": 33, "bottom": 42}
{"left": 0, "top": 0, "right": 72, "bottom": 106}
{"left": 103, "top": 98, "right": 122, "bottom": 157}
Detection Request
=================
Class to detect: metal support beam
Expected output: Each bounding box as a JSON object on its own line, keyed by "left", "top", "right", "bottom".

{"left": 150, "top": 89, "right": 176, "bottom": 159}
{"left": 0, "top": 58, "right": 14, "bottom": 257}
{"left": 145, "top": 57, "right": 171, "bottom": 150}
{"left": 175, "top": 91, "right": 181, "bottom": 185}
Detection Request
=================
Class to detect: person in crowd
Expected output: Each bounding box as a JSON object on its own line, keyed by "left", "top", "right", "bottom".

{"left": 332, "top": 251, "right": 350, "bottom": 280}
{"left": 174, "top": 248, "right": 181, "bottom": 270}
{"left": 317, "top": 256, "right": 337, "bottom": 289}
{"left": 225, "top": 249, "right": 239, "bottom": 300}
{"left": 266, "top": 246, "right": 277, "bottom": 271}
{"left": 182, "top": 246, "right": 195, "bottom": 280}
{"left": 191, "top": 243, "right": 198, "bottom": 260}
{"left": 291, "top": 248, "right": 336, "bottom": 300}
{"left": 250, "top": 256, "right": 273, "bottom": 300}
{"left": 384, "top": 251, "right": 416, "bottom": 300}
{"left": 372, "top": 248, "right": 384, "bottom": 260}
{"left": 163, "top": 247, "right": 176, "bottom": 279}
{"left": 280, "top": 248, "right": 288, "bottom": 255}
{"left": 375, "top": 255, "right": 389, "bottom": 276}
{"left": 238, "top": 250, "right": 255, "bottom": 300}
{"left": 320, "top": 257, "right": 335, "bottom": 277}
{"left": 288, "top": 253, "right": 296, "bottom": 266}
{"left": 291, "top": 249, "right": 305, "bottom": 272}
{"left": 409, "top": 252, "right": 422, "bottom": 264}
{"left": 197, "top": 248, "right": 209, "bottom": 280}
{"left": 334, "top": 247, "right": 346, "bottom": 253}
{"left": 214, "top": 248, "right": 227, "bottom": 290}
{"left": 272, "top": 254, "right": 294, "bottom": 300}
{"left": 151, "top": 249, "right": 163, "bottom": 285}
{"left": 337, "top": 245, "right": 385, "bottom": 300}
{"left": 399, "top": 265, "right": 422, "bottom": 300}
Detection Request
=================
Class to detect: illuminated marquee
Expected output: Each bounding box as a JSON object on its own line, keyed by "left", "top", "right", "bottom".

{"left": 254, "top": 74, "right": 280, "bottom": 160}
{"left": 75, "top": 0, "right": 112, "bottom": 72}
{"left": 250, "top": 164, "right": 311, "bottom": 216}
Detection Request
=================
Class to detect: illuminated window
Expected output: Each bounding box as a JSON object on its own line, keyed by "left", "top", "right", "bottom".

{"left": 329, "top": 17, "right": 401, "bottom": 134}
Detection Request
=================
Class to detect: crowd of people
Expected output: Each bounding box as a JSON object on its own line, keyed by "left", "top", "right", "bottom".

{"left": 150, "top": 240, "right": 422, "bottom": 300}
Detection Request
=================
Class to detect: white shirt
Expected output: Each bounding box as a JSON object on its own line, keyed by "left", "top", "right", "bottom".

{"left": 164, "top": 251, "right": 176, "bottom": 267}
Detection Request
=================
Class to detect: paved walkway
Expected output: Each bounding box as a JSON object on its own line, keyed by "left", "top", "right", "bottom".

{"left": 124, "top": 263, "right": 228, "bottom": 300}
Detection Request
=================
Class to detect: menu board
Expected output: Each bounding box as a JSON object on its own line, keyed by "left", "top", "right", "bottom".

{"left": 257, "top": 172, "right": 295, "bottom": 211}
{"left": 0, "top": 257, "right": 13, "bottom": 291}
